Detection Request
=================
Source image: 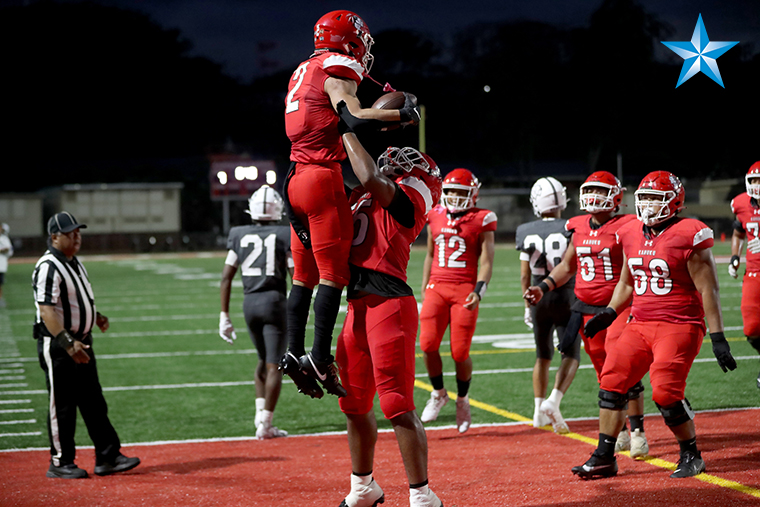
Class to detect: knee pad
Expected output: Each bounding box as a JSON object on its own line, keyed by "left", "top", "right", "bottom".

{"left": 598, "top": 389, "right": 628, "bottom": 411}
{"left": 627, "top": 381, "right": 645, "bottom": 400}
{"left": 748, "top": 337, "right": 760, "bottom": 354}
{"left": 656, "top": 399, "right": 695, "bottom": 427}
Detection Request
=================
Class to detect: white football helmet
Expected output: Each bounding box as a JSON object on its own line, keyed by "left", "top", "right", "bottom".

{"left": 530, "top": 177, "right": 567, "bottom": 218}
{"left": 1, "top": 223, "right": 8, "bottom": 235}
{"left": 246, "top": 185, "right": 284, "bottom": 221}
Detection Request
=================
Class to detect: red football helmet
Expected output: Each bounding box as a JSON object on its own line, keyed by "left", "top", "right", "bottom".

{"left": 377, "top": 147, "right": 442, "bottom": 207}
{"left": 314, "top": 10, "right": 374, "bottom": 73}
{"left": 634, "top": 171, "right": 685, "bottom": 226}
{"left": 442, "top": 168, "right": 481, "bottom": 213}
{"left": 746, "top": 161, "right": 760, "bottom": 199}
{"left": 579, "top": 171, "right": 624, "bottom": 213}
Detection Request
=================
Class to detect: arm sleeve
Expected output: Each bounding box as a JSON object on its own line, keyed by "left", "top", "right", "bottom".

{"left": 384, "top": 182, "right": 415, "bottom": 229}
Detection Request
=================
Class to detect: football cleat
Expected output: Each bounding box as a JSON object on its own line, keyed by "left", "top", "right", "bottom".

{"left": 300, "top": 352, "right": 347, "bottom": 398}
{"left": 421, "top": 390, "right": 449, "bottom": 423}
{"left": 572, "top": 452, "right": 618, "bottom": 480}
{"left": 456, "top": 395, "right": 471, "bottom": 434}
{"left": 339, "top": 475, "right": 385, "bottom": 507}
{"left": 256, "top": 423, "right": 288, "bottom": 440}
{"left": 539, "top": 399, "right": 569, "bottom": 434}
{"left": 409, "top": 486, "right": 443, "bottom": 507}
{"left": 670, "top": 451, "right": 705, "bottom": 478}
{"left": 279, "top": 351, "right": 324, "bottom": 399}
{"left": 629, "top": 429, "right": 649, "bottom": 459}
{"left": 615, "top": 429, "right": 631, "bottom": 453}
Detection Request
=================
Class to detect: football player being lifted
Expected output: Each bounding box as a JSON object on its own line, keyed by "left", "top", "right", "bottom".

{"left": 418, "top": 169, "right": 496, "bottom": 433}
{"left": 281, "top": 10, "right": 420, "bottom": 399}
{"left": 728, "top": 161, "right": 760, "bottom": 389}
{"left": 517, "top": 177, "right": 579, "bottom": 433}
{"left": 571, "top": 171, "right": 735, "bottom": 480}
{"left": 523, "top": 172, "right": 648, "bottom": 456}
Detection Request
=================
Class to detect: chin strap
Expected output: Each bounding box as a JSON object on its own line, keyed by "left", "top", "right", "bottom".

{"left": 363, "top": 72, "right": 396, "bottom": 92}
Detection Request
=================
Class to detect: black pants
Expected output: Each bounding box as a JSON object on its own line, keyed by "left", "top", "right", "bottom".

{"left": 37, "top": 336, "right": 121, "bottom": 467}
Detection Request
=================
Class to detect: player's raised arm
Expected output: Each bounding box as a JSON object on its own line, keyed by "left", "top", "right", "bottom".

{"left": 341, "top": 131, "right": 396, "bottom": 207}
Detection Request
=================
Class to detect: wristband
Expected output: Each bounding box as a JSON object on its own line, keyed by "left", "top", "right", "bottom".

{"left": 537, "top": 281, "right": 551, "bottom": 294}
{"left": 545, "top": 275, "right": 556, "bottom": 289}
{"left": 709, "top": 332, "right": 726, "bottom": 342}
{"left": 55, "top": 329, "right": 76, "bottom": 350}
{"left": 474, "top": 281, "right": 487, "bottom": 300}
{"left": 730, "top": 255, "right": 740, "bottom": 268}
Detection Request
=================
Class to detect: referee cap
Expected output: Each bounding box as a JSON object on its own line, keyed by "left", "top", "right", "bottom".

{"left": 48, "top": 212, "right": 87, "bottom": 235}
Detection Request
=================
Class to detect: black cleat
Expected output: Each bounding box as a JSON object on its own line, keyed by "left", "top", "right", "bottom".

{"left": 279, "top": 351, "right": 323, "bottom": 399}
{"left": 46, "top": 463, "right": 88, "bottom": 479}
{"left": 571, "top": 452, "right": 618, "bottom": 479}
{"left": 94, "top": 454, "right": 141, "bottom": 476}
{"left": 300, "top": 352, "right": 347, "bottom": 398}
{"left": 670, "top": 451, "right": 705, "bottom": 478}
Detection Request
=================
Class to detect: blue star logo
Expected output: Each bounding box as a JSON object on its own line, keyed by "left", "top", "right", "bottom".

{"left": 661, "top": 14, "right": 738, "bottom": 88}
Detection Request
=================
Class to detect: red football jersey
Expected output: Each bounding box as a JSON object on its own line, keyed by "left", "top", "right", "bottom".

{"left": 566, "top": 214, "right": 637, "bottom": 306}
{"left": 427, "top": 205, "right": 497, "bottom": 284}
{"left": 730, "top": 192, "right": 760, "bottom": 273}
{"left": 617, "top": 217, "right": 714, "bottom": 326}
{"left": 348, "top": 177, "right": 436, "bottom": 281}
{"left": 285, "top": 52, "right": 364, "bottom": 164}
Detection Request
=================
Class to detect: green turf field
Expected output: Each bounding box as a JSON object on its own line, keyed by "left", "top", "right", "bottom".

{"left": 1, "top": 241, "right": 757, "bottom": 451}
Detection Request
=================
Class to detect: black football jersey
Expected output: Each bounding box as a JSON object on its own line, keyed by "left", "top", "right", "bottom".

{"left": 516, "top": 218, "right": 572, "bottom": 284}
{"left": 226, "top": 224, "right": 291, "bottom": 294}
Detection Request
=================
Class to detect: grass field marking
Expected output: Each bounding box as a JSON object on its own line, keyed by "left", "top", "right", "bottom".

{"left": 0, "top": 408, "right": 34, "bottom": 414}
{"left": 0, "top": 431, "right": 42, "bottom": 438}
{"left": 0, "top": 399, "right": 31, "bottom": 405}
{"left": 0, "top": 419, "right": 36, "bottom": 425}
{"left": 414, "top": 379, "right": 531, "bottom": 423}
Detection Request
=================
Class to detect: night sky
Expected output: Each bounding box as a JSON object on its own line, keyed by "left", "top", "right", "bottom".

{"left": 44, "top": 0, "right": 760, "bottom": 82}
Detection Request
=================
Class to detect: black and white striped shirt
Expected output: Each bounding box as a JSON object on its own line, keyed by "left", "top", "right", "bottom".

{"left": 32, "top": 247, "right": 97, "bottom": 339}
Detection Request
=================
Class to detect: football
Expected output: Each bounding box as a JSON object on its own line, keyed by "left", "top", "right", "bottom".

{"left": 371, "top": 91, "right": 416, "bottom": 110}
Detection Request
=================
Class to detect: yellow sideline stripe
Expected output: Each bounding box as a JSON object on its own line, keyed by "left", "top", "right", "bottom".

{"left": 413, "top": 380, "right": 760, "bottom": 498}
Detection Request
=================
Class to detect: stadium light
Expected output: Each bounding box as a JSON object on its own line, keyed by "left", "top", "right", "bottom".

{"left": 266, "top": 170, "right": 277, "bottom": 185}
{"left": 235, "top": 165, "right": 258, "bottom": 181}
{"left": 216, "top": 171, "right": 228, "bottom": 185}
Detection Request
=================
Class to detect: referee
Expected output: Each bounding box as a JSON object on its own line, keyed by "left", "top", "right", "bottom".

{"left": 32, "top": 212, "right": 140, "bottom": 479}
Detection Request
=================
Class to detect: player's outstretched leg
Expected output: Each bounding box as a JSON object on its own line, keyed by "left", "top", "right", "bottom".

{"left": 300, "top": 352, "right": 347, "bottom": 397}
{"left": 279, "top": 351, "right": 323, "bottom": 399}
{"left": 339, "top": 474, "right": 385, "bottom": 507}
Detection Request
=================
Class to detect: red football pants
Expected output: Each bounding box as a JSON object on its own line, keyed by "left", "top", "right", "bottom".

{"left": 287, "top": 163, "right": 352, "bottom": 287}
{"left": 741, "top": 272, "right": 760, "bottom": 337}
{"left": 581, "top": 306, "right": 631, "bottom": 383}
{"left": 600, "top": 321, "right": 703, "bottom": 406}
{"left": 337, "top": 294, "right": 418, "bottom": 420}
{"left": 419, "top": 282, "right": 479, "bottom": 363}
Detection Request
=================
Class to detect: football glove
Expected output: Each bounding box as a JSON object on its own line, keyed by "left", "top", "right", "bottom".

{"left": 710, "top": 332, "right": 737, "bottom": 373}
{"left": 728, "top": 255, "right": 740, "bottom": 279}
{"left": 398, "top": 92, "right": 421, "bottom": 126}
{"left": 219, "top": 311, "right": 237, "bottom": 345}
{"left": 523, "top": 307, "right": 533, "bottom": 329}
{"left": 583, "top": 307, "right": 617, "bottom": 339}
{"left": 747, "top": 237, "right": 760, "bottom": 255}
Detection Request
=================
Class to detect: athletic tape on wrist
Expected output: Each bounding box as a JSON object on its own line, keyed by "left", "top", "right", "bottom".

{"left": 474, "top": 281, "right": 487, "bottom": 300}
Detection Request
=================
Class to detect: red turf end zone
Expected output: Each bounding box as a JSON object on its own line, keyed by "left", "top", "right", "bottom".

{"left": 1, "top": 409, "right": 758, "bottom": 506}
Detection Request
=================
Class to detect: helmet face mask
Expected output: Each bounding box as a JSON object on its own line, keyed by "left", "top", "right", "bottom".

{"left": 530, "top": 177, "right": 567, "bottom": 218}
{"left": 247, "top": 185, "right": 284, "bottom": 222}
{"left": 579, "top": 171, "right": 623, "bottom": 213}
{"left": 634, "top": 171, "right": 684, "bottom": 227}
{"left": 442, "top": 168, "right": 480, "bottom": 213}
{"left": 314, "top": 10, "right": 374, "bottom": 73}
{"left": 377, "top": 146, "right": 442, "bottom": 205}
{"left": 746, "top": 161, "right": 760, "bottom": 199}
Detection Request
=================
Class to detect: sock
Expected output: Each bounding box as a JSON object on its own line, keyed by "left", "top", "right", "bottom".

{"left": 534, "top": 397, "right": 545, "bottom": 411}
{"left": 311, "top": 284, "right": 343, "bottom": 363}
{"left": 255, "top": 398, "right": 265, "bottom": 412}
{"left": 598, "top": 433, "right": 617, "bottom": 457}
{"left": 430, "top": 374, "right": 444, "bottom": 391}
{"left": 286, "top": 285, "right": 313, "bottom": 356}
{"left": 547, "top": 388, "right": 564, "bottom": 406}
{"left": 678, "top": 437, "right": 699, "bottom": 456}
{"left": 351, "top": 472, "right": 373, "bottom": 485}
{"left": 260, "top": 409, "right": 273, "bottom": 428}
{"left": 629, "top": 415, "right": 644, "bottom": 432}
{"left": 456, "top": 377, "right": 471, "bottom": 398}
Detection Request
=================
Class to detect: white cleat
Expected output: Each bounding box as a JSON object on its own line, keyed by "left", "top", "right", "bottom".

{"left": 629, "top": 429, "right": 649, "bottom": 459}
{"left": 615, "top": 429, "right": 631, "bottom": 453}
{"left": 409, "top": 486, "right": 442, "bottom": 507}
{"left": 456, "top": 395, "right": 471, "bottom": 434}
{"left": 340, "top": 475, "right": 385, "bottom": 507}
{"left": 533, "top": 407, "right": 551, "bottom": 428}
{"left": 540, "top": 399, "right": 569, "bottom": 434}
{"left": 421, "top": 390, "right": 449, "bottom": 423}
{"left": 256, "top": 423, "right": 288, "bottom": 440}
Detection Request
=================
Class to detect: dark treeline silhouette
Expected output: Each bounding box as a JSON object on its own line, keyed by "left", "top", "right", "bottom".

{"left": 3, "top": 0, "right": 758, "bottom": 231}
